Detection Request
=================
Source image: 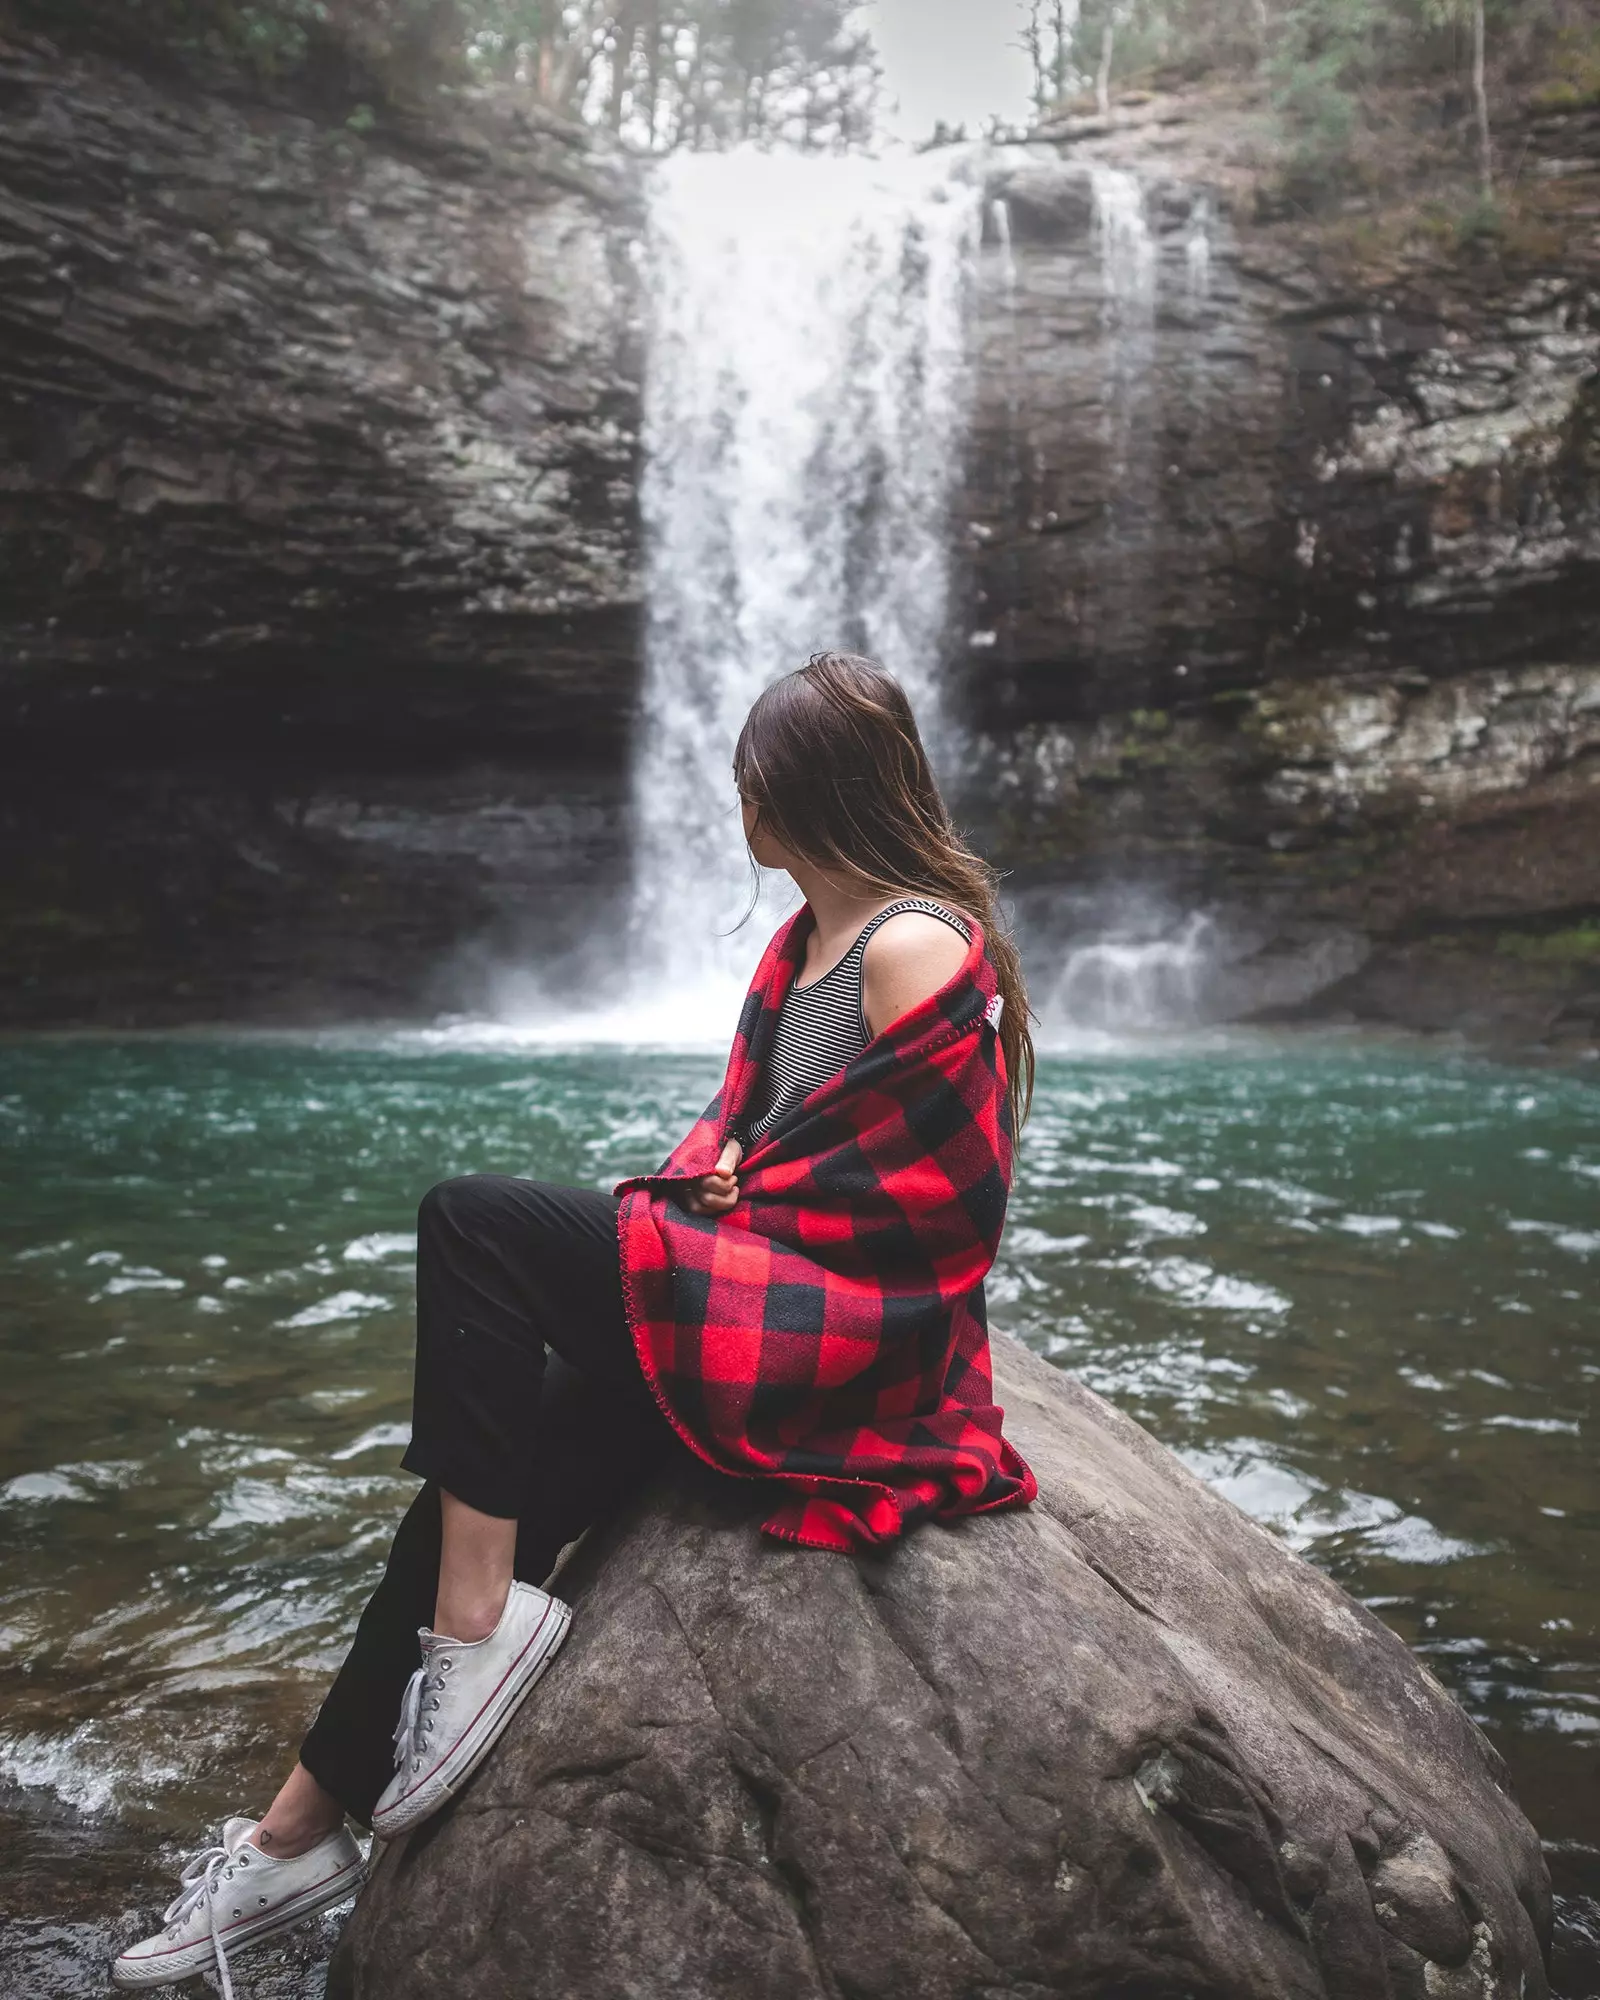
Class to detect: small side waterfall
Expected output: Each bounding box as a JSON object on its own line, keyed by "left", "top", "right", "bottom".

{"left": 1185, "top": 191, "right": 1213, "bottom": 302}
{"left": 1089, "top": 164, "right": 1158, "bottom": 315}
{"left": 1088, "top": 164, "right": 1158, "bottom": 513}
{"left": 624, "top": 148, "right": 985, "bottom": 1027}
{"left": 1040, "top": 912, "right": 1221, "bottom": 1036}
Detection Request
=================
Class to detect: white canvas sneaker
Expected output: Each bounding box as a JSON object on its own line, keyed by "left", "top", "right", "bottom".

{"left": 371, "top": 1579, "right": 572, "bottom": 1842}
{"left": 112, "top": 1815, "right": 364, "bottom": 1997}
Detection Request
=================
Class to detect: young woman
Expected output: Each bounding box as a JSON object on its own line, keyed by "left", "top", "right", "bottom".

{"left": 112, "top": 652, "right": 1037, "bottom": 1996}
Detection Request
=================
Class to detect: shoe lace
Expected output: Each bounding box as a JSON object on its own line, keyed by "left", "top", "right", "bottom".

{"left": 391, "top": 1652, "right": 449, "bottom": 1775}
{"left": 162, "top": 1835, "right": 248, "bottom": 2000}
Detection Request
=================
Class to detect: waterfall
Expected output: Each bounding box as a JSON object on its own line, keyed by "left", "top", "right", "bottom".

{"left": 1185, "top": 191, "right": 1213, "bottom": 302}
{"left": 1039, "top": 912, "right": 1221, "bottom": 1038}
{"left": 1088, "top": 162, "right": 1157, "bottom": 499}
{"left": 1089, "top": 164, "right": 1157, "bottom": 315}
{"left": 979, "top": 194, "right": 1021, "bottom": 663}
{"left": 990, "top": 192, "right": 1018, "bottom": 299}
{"left": 623, "top": 147, "right": 985, "bottom": 1029}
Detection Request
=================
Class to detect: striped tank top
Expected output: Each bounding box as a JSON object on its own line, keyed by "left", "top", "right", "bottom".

{"left": 736, "top": 897, "right": 973, "bottom": 1148}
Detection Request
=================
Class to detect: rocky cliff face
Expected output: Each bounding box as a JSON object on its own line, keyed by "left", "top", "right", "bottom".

{"left": 0, "top": 29, "right": 643, "bottom": 749}
{"left": 957, "top": 93, "right": 1600, "bottom": 1047}
{"left": 0, "top": 28, "right": 645, "bottom": 1023}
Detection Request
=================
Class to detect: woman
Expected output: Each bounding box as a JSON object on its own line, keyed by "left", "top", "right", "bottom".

{"left": 112, "top": 652, "right": 1037, "bottom": 1996}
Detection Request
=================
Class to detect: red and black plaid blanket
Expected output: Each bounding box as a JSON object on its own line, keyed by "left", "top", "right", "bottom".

{"left": 613, "top": 905, "right": 1037, "bottom": 1552}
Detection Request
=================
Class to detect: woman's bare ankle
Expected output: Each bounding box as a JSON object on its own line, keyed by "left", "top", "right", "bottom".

{"left": 253, "top": 1762, "right": 346, "bottom": 1859}
{"left": 431, "top": 1583, "right": 509, "bottom": 1644}
{"left": 434, "top": 1490, "right": 517, "bottom": 1643}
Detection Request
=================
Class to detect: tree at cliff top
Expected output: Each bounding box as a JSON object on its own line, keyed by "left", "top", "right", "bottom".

{"left": 461, "top": 0, "right": 877, "bottom": 146}
{"left": 20, "top": 0, "right": 876, "bottom": 145}
{"left": 1024, "top": 0, "right": 1595, "bottom": 198}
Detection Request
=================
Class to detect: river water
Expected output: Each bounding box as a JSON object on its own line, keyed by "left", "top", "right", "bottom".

{"left": 1, "top": 1027, "right": 1596, "bottom": 1991}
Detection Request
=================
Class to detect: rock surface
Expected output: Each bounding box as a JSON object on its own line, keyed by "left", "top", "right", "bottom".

{"left": 0, "top": 28, "right": 643, "bottom": 752}
{"left": 955, "top": 100, "right": 1600, "bottom": 1047}
{"left": 331, "top": 1335, "right": 1550, "bottom": 2000}
{"left": 0, "top": 28, "right": 644, "bottom": 1025}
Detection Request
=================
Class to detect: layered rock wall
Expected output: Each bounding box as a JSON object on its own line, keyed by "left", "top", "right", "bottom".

{"left": 0, "top": 29, "right": 644, "bottom": 754}
{"left": 957, "top": 103, "right": 1600, "bottom": 1044}
{"left": 0, "top": 30, "right": 644, "bottom": 1024}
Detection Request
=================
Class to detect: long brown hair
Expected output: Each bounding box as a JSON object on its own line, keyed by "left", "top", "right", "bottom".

{"left": 732, "top": 651, "right": 1036, "bottom": 1142}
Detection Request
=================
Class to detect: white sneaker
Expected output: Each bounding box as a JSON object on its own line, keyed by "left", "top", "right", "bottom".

{"left": 111, "top": 1815, "right": 364, "bottom": 1997}
{"left": 371, "top": 1579, "right": 571, "bottom": 1842}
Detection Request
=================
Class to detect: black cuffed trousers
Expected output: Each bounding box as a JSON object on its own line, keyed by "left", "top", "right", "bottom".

{"left": 298, "top": 1175, "right": 683, "bottom": 1826}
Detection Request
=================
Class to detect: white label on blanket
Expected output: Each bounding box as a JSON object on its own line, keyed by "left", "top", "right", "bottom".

{"left": 983, "top": 993, "right": 1004, "bottom": 1030}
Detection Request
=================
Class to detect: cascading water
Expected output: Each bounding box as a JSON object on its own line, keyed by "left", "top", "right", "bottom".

{"left": 1185, "top": 191, "right": 1213, "bottom": 302}
{"left": 622, "top": 147, "right": 985, "bottom": 1032}
{"left": 475, "top": 147, "right": 1223, "bottom": 1047}
{"left": 1039, "top": 911, "right": 1221, "bottom": 1037}
{"left": 1089, "top": 164, "right": 1158, "bottom": 315}
{"left": 1088, "top": 163, "right": 1158, "bottom": 537}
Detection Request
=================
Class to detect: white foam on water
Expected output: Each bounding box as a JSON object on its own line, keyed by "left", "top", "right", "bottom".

{"left": 342, "top": 1232, "right": 417, "bottom": 1265}
{"left": 1363, "top": 1516, "right": 1495, "bottom": 1566}
{"left": 275, "top": 1290, "right": 393, "bottom": 1329}
{"left": 94, "top": 1266, "right": 185, "bottom": 1297}
{"left": 402, "top": 995, "right": 747, "bottom": 1054}
{"left": 1, "top": 1460, "right": 141, "bottom": 1507}
{"left": 209, "top": 1468, "right": 392, "bottom": 1532}
{"left": 0, "top": 1723, "right": 188, "bottom": 1816}
{"left": 1177, "top": 1448, "right": 1494, "bottom": 1563}
{"left": 1141, "top": 1257, "right": 1293, "bottom": 1316}
{"left": 1507, "top": 1217, "right": 1600, "bottom": 1256}
{"left": 1123, "top": 1202, "right": 1207, "bottom": 1238}
{"left": 330, "top": 1422, "right": 413, "bottom": 1462}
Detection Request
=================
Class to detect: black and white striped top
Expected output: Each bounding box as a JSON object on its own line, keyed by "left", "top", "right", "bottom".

{"left": 735, "top": 897, "right": 973, "bottom": 1149}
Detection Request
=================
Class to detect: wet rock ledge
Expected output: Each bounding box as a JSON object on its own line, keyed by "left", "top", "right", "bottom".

{"left": 332, "top": 1334, "right": 1551, "bottom": 2000}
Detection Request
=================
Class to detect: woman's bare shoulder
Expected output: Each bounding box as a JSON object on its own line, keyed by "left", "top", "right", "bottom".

{"left": 861, "top": 908, "right": 971, "bottom": 1036}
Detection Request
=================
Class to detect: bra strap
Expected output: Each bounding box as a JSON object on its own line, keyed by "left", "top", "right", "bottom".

{"left": 849, "top": 898, "right": 972, "bottom": 1038}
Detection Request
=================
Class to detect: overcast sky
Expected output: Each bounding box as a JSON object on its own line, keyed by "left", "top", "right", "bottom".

{"left": 856, "top": 0, "right": 1037, "bottom": 142}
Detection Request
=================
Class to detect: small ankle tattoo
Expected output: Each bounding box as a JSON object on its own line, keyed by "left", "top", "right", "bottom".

{"left": 258, "top": 1830, "right": 274, "bottom": 1847}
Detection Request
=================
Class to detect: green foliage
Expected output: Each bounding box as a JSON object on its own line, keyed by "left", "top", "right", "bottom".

{"left": 1023, "top": 0, "right": 1574, "bottom": 198}
{"left": 582, "top": 0, "right": 878, "bottom": 149}
{"left": 1496, "top": 922, "right": 1600, "bottom": 966}
{"left": 233, "top": 0, "right": 324, "bottom": 71}
{"left": 1451, "top": 189, "right": 1501, "bottom": 243}
{"left": 39, "top": 0, "right": 874, "bottom": 142}
{"left": 1024, "top": 0, "right": 1266, "bottom": 115}
{"left": 1530, "top": 21, "right": 1600, "bottom": 108}
{"left": 1267, "top": 0, "right": 1386, "bottom": 186}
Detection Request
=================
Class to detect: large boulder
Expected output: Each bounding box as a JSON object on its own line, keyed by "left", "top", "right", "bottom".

{"left": 330, "top": 1334, "right": 1550, "bottom": 1999}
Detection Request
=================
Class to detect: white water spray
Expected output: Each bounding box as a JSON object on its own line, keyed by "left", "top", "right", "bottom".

{"left": 622, "top": 147, "right": 985, "bottom": 1030}
{"left": 1039, "top": 912, "right": 1221, "bottom": 1039}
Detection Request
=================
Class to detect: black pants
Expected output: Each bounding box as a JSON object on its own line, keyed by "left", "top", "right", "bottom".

{"left": 298, "top": 1176, "right": 681, "bottom": 1826}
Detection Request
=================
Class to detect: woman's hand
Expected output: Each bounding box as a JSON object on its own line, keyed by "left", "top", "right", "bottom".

{"left": 681, "top": 1138, "right": 743, "bottom": 1216}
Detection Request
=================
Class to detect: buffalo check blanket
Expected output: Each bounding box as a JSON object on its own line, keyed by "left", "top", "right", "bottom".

{"left": 613, "top": 904, "right": 1037, "bottom": 1552}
